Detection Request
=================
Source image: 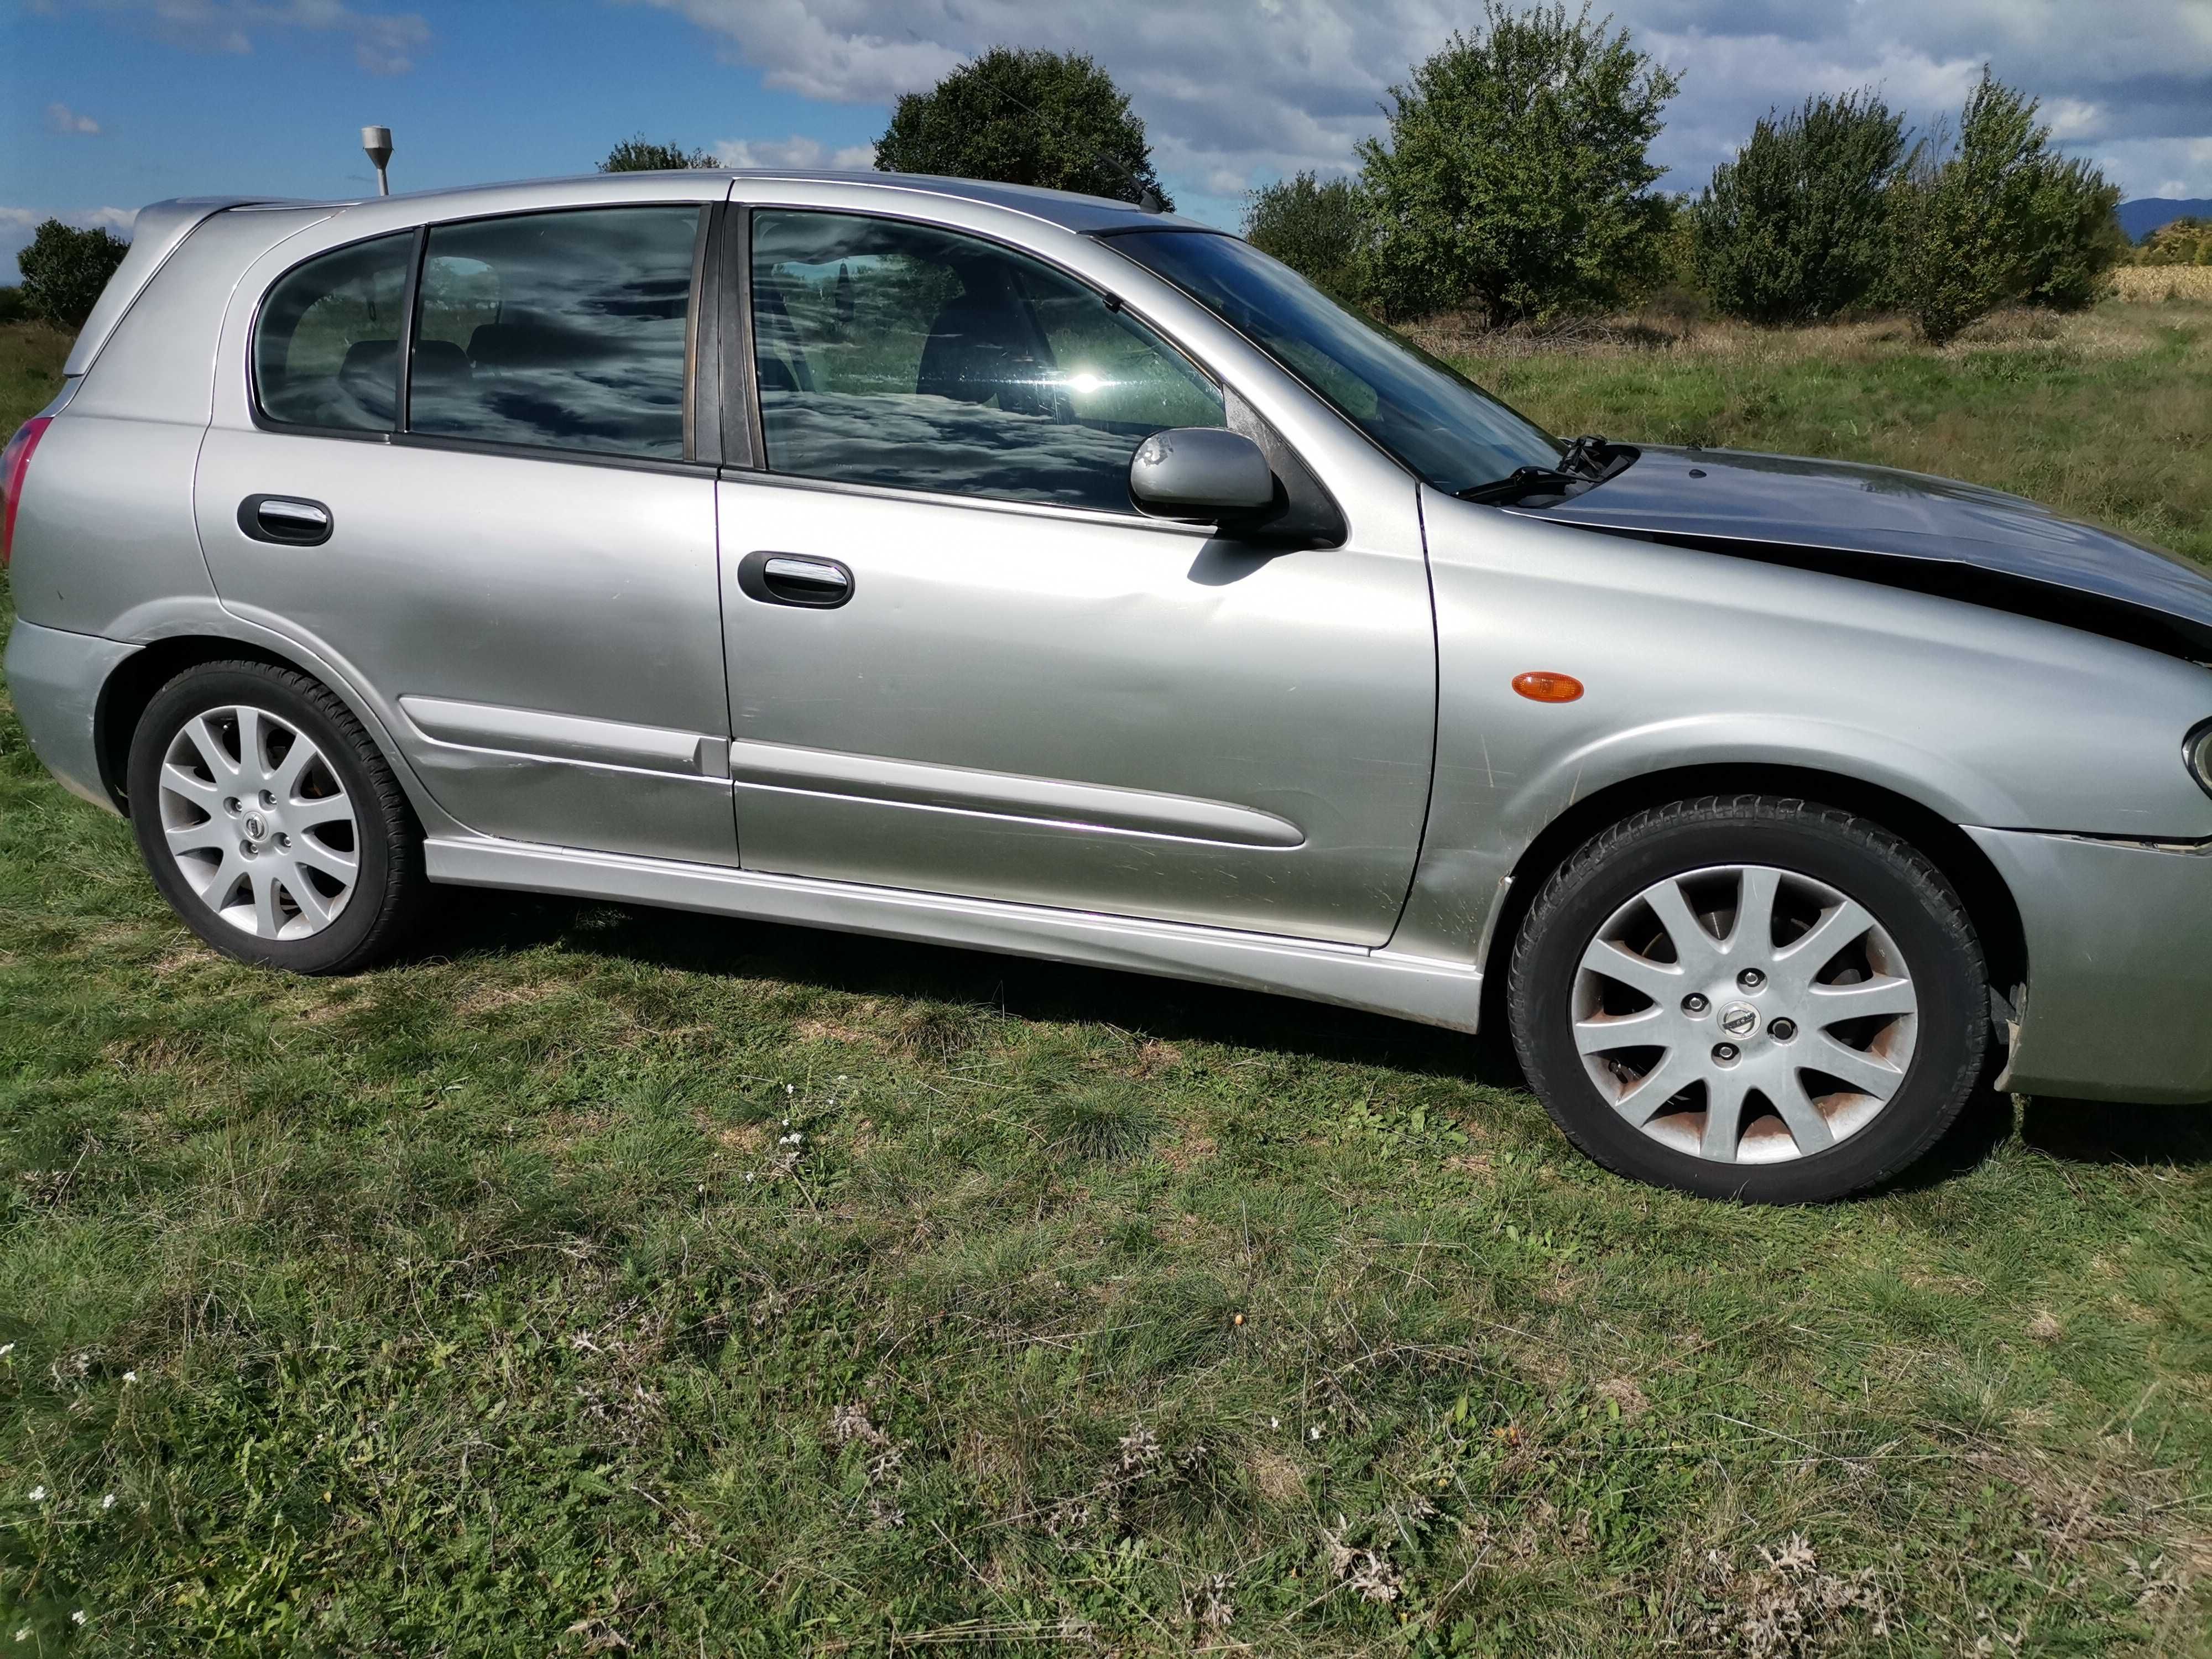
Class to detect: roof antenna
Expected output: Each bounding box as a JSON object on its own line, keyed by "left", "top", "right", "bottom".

{"left": 1138, "top": 184, "right": 1165, "bottom": 213}
{"left": 361, "top": 125, "right": 393, "bottom": 196}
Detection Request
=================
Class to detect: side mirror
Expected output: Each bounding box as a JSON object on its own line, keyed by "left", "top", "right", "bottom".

{"left": 1129, "top": 427, "right": 1277, "bottom": 525}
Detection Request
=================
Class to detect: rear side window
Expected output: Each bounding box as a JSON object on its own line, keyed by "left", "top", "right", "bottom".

{"left": 410, "top": 206, "right": 702, "bottom": 459}
{"left": 750, "top": 210, "right": 1224, "bottom": 514}
{"left": 254, "top": 232, "right": 413, "bottom": 432}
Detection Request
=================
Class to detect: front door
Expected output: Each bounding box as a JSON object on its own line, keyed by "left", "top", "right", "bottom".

{"left": 197, "top": 201, "right": 736, "bottom": 864}
{"left": 717, "top": 208, "right": 1434, "bottom": 945}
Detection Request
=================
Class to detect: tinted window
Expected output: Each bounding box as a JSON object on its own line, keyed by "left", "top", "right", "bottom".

{"left": 411, "top": 206, "right": 701, "bottom": 459}
{"left": 752, "top": 210, "right": 1224, "bottom": 513}
{"left": 254, "top": 233, "right": 413, "bottom": 432}
{"left": 1109, "top": 231, "right": 1562, "bottom": 496}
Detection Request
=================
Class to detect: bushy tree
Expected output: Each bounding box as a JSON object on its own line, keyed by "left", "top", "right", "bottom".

{"left": 1244, "top": 171, "right": 1364, "bottom": 299}
{"left": 1890, "top": 72, "right": 2120, "bottom": 341}
{"left": 0, "top": 286, "right": 24, "bottom": 325}
{"left": 875, "top": 48, "right": 1169, "bottom": 208}
{"left": 16, "top": 219, "right": 130, "bottom": 329}
{"left": 1354, "top": 3, "right": 1679, "bottom": 324}
{"left": 2016, "top": 154, "right": 2124, "bottom": 309}
{"left": 600, "top": 137, "right": 711, "bottom": 172}
{"left": 1692, "top": 91, "right": 1908, "bottom": 324}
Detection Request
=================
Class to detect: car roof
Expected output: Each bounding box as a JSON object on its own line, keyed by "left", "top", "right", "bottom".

{"left": 320, "top": 168, "right": 1219, "bottom": 236}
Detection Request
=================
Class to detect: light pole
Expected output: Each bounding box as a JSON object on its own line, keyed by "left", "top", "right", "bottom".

{"left": 361, "top": 126, "right": 393, "bottom": 196}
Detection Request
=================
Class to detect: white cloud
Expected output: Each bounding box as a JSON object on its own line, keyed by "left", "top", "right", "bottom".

{"left": 627, "top": 0, "right": 2212, "bottom": 218}
{"left": 711, "top": 134, "right": 877, "bottom": 170}
{"left": 35, "top": 0, "right": 431, "bottom": 74}
{"left": 3, "top": 206, "right": 137, "bottom": 283}
{"left": 45, "top": 101, "right": 101, "bottom": 135}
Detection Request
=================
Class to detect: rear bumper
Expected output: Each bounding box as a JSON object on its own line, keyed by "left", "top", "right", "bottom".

{"left": 1969, "top": 825, "right": 2212, "bottom": 1103}
{"left": 4, "top": 618, "right": 134, "bottom": 815}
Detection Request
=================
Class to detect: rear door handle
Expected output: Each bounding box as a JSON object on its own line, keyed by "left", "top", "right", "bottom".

{"left": 737, "top": 549, "right": 853, "bottom": 609}
{"left": 238, "top": 495, "right": 333, "bottom": 546}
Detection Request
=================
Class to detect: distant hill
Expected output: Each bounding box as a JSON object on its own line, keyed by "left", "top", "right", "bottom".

{"left": 2117, "top": 198, "right": 2212, "bottom": 242}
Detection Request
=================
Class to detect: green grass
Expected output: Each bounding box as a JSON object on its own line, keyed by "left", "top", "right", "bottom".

{"left": 3, "top": 309, "right": 2211, "bottom": 1656}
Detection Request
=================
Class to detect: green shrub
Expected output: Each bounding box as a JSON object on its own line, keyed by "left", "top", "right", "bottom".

{"left": 1692, "top": 91, "right": 1908, "bottom": 324}
{"left": 1353, "top": 2, "right": 1679, "bottom": 324}
{"left": 599, "top": 137, "right": 712, "bottom": 172}
{"left": 1242, "top": 171, "right": 1365, "bottom": 300}
{"left": 15, "top": 219, "right": 130, "bottom": 330}
{"left": 1889, "top": 72, "right": 2124, "bottom": 341}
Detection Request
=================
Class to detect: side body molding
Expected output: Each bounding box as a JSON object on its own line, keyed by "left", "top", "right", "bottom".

{"left": 402, "top": 696, "right": 731, "bottom": 779}
{"left": 728, "top": 739, "right": 1306, "bottom": 848}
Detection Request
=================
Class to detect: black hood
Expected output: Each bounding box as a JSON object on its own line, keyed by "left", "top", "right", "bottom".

{"left": 1512, "top": 446, "right": 2212, "bottom": 662}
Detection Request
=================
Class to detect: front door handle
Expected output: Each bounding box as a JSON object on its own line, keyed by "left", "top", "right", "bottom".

{"left": 737, "top": 550, "right": 853, "bottom": 609}
{"left": 238, "top": 494, "right": 334, "bottom": 546}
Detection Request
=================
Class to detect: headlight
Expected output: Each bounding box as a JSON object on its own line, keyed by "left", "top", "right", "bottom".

{"left": 2188, "top": 722, "right": 2212, "bottom": 798}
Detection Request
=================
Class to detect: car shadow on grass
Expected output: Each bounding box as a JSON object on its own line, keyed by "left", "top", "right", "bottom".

{"left": 415, "top": 890, "right": 2212, "bottom": 1178}
{"left": 416, "top": 888, "right": 1531, "bottom": 1089}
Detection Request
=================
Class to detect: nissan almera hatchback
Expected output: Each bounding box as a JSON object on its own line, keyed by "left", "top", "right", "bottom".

{"left": 8, "top": 170, "right": 2212, "bottom": 1202}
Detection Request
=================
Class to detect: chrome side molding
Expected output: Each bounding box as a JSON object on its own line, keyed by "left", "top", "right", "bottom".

{"left": 424, "top": 834, "right": 1481, "bottom": 1031}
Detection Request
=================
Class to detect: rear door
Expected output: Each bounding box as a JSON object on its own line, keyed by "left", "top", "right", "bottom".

{"left": 715, "top": 206, "right": 1436, "bottom": 945}
{"left": 196, "top": 191, "right": 738, "bottom": 864}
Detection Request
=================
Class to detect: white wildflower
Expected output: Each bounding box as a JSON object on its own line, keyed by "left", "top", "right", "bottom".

{"left": 1269, "top": 1417, "right": 1280, "bottom": 1430}
{"left": 101, "top": 1493, "right": 116, "bottom": 1511}
{"left": 122, "top": 1370, "right": 137, "bottom": 1385}
{"left": 1308, "top": 1426, "right": 1321, "bottom": 1441}
{"left": 0, "top": 1343, "right": 14, "bottom": 1359}
{"left": 71, "top": 1611, "right": 86, "bottom": 1626}
{"left": 27, "top": 1486, "right": 45, "bottom": 1503}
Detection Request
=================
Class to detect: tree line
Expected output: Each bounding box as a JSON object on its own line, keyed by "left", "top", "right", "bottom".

{"left": 613, "top": 7, "right": 2133, "bottom": 349}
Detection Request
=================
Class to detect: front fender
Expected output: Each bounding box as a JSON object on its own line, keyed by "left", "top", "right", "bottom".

{"left": 1393, "top": 490, "right": 2212, "bottom": 964}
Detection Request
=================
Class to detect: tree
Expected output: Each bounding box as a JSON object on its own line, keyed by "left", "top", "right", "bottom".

{"left": 2016, "top": 154, "right": 2124, "bottom": 310}
{"left": 600, "top": 136, "right": 711, "bottom": 172}
{"left": 1889, "top": 72, "right": 2117, "bottom": 342}
{"left": 1692, "top": 91, "right": 1908, "bottom": 325}
{"left": 16, "top": 219, "right": 130, "bottom": 329}
{"left": 2127, "top": 217, "right": 2212, "bottom": 266}
{"left": 874, "top": 47, "right": 1170, "bottom": 209}
{"left": 1243, "top": 171, "right": 1364, "bottom": 299}
{"left": 1353, "top": 3, "right": 1680, "bottom": 324}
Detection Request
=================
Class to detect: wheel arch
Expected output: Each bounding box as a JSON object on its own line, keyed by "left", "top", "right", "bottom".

{"left": 1476, "top": 763, "right": 2028, "bottom": 1039}
{"left": 93, "top": 633, "right": 434, "bottom": 830}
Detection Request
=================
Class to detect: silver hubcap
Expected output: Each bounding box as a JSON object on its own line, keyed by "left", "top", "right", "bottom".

{"left": 155, "top": 704, "right": 359, "bottom": 941}
{"left": 1573, "top": 864, "right": 1918, "bottom": 1165}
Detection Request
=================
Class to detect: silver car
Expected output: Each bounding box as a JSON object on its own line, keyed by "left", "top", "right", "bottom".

{"left": 8, "top": 170, "right": 2211, "bottom": 1202}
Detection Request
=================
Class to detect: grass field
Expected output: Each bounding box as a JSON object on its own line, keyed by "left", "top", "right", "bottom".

{"left": 4, "top": 305, "right": 2210, "bottom": 1656}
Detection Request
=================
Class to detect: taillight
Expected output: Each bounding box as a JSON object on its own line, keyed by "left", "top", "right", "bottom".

{"left": 1, "top": 415, "right": 53, "bottom": 570}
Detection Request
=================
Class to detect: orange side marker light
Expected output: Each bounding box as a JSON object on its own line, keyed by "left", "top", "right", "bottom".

{"left": 1512, "top": 671, "right": 1584, "bottom": 703}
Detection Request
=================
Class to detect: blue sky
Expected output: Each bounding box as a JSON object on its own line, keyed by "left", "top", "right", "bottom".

{"left": 8, "top": 0, "right": 2210, "bottom": 278}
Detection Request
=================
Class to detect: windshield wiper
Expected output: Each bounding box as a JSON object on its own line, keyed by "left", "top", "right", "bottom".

{"left": 1457, "top": 466, "right": 1587, "bottom": 504}
{"left": 1460, "top": 435, "right": 1640, "bottom": 504}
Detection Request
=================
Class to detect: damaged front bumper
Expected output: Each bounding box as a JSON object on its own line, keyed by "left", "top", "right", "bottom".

{"left": 1968, "top": 826, "right": 2212, "bottom": 1103}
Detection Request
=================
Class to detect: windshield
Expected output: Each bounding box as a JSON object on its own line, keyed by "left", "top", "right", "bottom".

{"left": 1106, "top": 230, "right": 1563, "bottom": 496}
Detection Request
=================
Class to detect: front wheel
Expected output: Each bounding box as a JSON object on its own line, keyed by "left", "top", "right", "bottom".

{"left": 1508, "top": 796, "right": 1987, "bottom": 1202}
{"left": 127, "top": 660, "right": 425, "bottom": 974}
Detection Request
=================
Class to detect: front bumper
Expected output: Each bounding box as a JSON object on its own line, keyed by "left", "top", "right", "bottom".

{"left": 1968, "top": 825, "right": 2212, "bottom": 1103}
{"left": 4, "top": 618, "right": 135, "bottom": 815}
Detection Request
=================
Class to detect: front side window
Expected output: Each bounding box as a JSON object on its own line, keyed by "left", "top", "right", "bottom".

{"left": 254, "top": 232, "right": 413, "bottom": 432}
{"left": 751, "top": 210, "right": 1224, "bottom": 514}
{"left": 1107, "top": 230, "right": 1563, "bottom": 497}
{"left": 411, "top": 206, "right": 701, "bottom": 459}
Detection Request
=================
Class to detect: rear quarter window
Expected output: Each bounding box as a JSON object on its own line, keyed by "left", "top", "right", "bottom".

{"left": 253, "top": 232, "right": 414, "bottom": 432}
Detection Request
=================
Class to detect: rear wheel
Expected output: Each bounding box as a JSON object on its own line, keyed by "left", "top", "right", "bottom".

{"left": 1508, "top": 796, "right": 1987, "bottom": 1202}
{"left": 127, "top": 661, "right": 424, "bottom": 973}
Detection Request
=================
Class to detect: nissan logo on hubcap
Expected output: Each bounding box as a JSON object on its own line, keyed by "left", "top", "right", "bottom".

{"left": 1719, "top": 1003, "right": 1759, "bottom": 1037}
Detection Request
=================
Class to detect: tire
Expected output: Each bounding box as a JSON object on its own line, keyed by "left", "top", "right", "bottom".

{"left": 1508, "top": 795, "right": 1986, "bottom": 1203}
{"left": 126, "top": 660, "right": 425, "bottom": 974}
